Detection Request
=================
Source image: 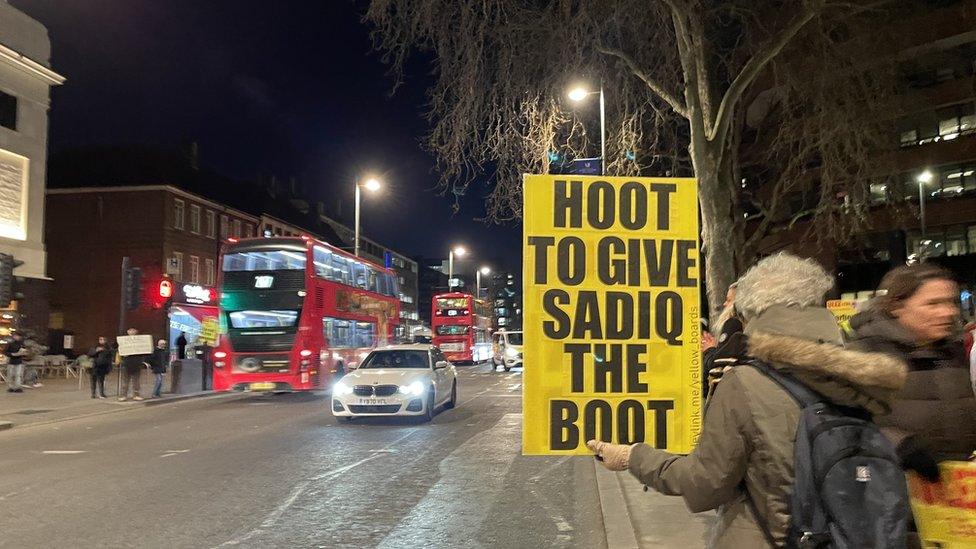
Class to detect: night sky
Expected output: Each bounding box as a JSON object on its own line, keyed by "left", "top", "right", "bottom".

{"left": 10, "top": 0, "right": 522, "bottom": 272}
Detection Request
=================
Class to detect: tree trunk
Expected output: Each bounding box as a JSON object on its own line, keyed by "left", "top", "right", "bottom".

{"left": 690, "top": 141, "right": 739, "bottom": 321}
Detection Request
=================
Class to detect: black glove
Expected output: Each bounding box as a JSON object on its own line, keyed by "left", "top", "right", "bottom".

{"left": 896, "top": 437, "right": 940, "bottom": 483}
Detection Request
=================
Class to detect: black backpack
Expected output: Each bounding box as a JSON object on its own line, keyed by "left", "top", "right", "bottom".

{"left": 750, "top": 361, "right": 909, "bottom": 549}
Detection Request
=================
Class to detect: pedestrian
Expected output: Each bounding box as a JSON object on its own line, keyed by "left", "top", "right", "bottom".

{"left": 588, "top": 253, "right": 909, "bottom": 548}
{"left": 87, "top": 336, "right": 113, "bottom": 399}
{"left": 119, "top": 328, "right": 149, "bottom": 402}
{"left": 150, "top": 339, "right": 168, "bottom": 398}
{"left": 176, "top": 331, "right": 187, "bottom": 360}
{"left": 848, "top": 264, "right": 976, "bottom": 470}
{"left": 702, "top": 282, "right": 747, "bottom": 400}
{"left": 4, "top": 331, "right": 27, "bottom": 393}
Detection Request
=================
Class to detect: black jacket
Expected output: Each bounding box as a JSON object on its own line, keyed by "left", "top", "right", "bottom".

{"left": 848, "top": 306, "right": 976, "bottom": 460}
{"left": 5, "top": 339, "right": 23, "bottom": 365}
{"left": 87, "top": 345, "right": 114, "bottom": 374}
{"left": 149, "top": 348, "right": 169, "bottom": 374}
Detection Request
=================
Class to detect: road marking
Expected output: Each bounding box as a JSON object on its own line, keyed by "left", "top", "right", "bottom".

{"left": 216, "top": 429, "right": 418, "bottom": 548}
{"left": 160, "top": 453, "right": 179, "bottom": 458}
{"left": 42, "top": 450, "right": 86, "bottom": 455}
{"left": 164, "top": 449, "right": 191, "bottom": 453}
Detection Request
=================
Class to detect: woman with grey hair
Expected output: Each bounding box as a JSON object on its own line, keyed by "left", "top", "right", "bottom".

{"left": 588, "top": 253, "right": 908, "bottom": 548}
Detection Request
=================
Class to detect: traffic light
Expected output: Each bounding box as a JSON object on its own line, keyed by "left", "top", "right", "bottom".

{"left": 0, "top": 253, "right": 24, "bottom": 308}
{"left": 123, "top": 266, "right": 143, "bottom": 310}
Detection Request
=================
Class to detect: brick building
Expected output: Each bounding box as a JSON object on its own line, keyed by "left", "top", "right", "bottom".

{"left": 45, "top": 185, "right": 257, "bottom": 350}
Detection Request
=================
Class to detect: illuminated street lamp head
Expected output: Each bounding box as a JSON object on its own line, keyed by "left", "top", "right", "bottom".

{"left": 567, "top": 86, "right": 590, "bottom": 102}
{"left": 363, "top": 178, "right": 382, "bottom": 192}
{"left": 917, "top": 170, "right": 934, "bottom": 184}
{"left": 480, "top": 266, "right": 491, "bottom": 275}
{"left": 452, "top": 246, "right": 466, "bottom": 257}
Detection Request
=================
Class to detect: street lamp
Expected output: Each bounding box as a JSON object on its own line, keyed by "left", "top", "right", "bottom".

{"left": 447, "top": 246, "right": 466, "bottom": 292}
{"left": 354, "top": 177, "right": 382, "bottom": 257}
{"left": 916, "top": 169, "right": 934, "bottom": 238}
{"left": 567, "top": 84, "right": 606, "bottom": 175}
{"left": 476, "top": 266, "right": 491, "bottom": 300}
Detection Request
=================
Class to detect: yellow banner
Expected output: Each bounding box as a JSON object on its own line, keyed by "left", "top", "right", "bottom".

{"left": 909, "top": 461, "right": 976, "bottom": 547}
{"left": 522, "top": 175, "right": 701, "bottom": 455}
{"left": 826, "top": 299, "right": 858, "bottom": 335}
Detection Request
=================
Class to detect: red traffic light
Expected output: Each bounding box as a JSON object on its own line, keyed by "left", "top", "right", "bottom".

{"left": 159, "top": 279, "right": 173, "bottom": 298}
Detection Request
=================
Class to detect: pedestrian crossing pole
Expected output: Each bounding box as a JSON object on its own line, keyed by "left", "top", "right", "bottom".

{"left": 117, "top": 256, "right": 129, "bottom": 396}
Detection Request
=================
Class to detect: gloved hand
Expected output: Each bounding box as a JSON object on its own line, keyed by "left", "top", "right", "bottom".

{"left": 586, "top": 440, "right": 633, "bottom": 471}
{"left": 897, "top": 436, "right": 940, "bottom": 483}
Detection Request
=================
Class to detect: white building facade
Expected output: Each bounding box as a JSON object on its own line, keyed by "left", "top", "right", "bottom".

{"left": 0, "top": 2, "right": 64, "bottom": 336}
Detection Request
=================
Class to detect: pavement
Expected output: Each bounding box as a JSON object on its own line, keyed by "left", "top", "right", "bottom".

{"left": 0, "top": 370, "right": 227, "bottom": 430}
{"left": 0, "top": 363, "right": 712, "bottom": 548}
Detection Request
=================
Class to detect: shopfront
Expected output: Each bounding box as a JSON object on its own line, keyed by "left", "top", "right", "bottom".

{"left": 167, "top": 283, "right": 219, "bottom": 357}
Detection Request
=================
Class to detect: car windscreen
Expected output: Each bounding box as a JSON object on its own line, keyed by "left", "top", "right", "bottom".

{"left": 436, "top": 325, "right": 469, "bottom": 336}
{"left": 360, "top": 350, "right": 430, "bottom": 369}
{"left": 505, "top": 332, "right": 523, "bottom": 345}
{"left": 228, "top": 310, "right": 300, "bottom": 328}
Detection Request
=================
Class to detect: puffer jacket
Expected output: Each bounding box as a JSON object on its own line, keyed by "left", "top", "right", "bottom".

{"left": 848, "top": 307, "right": 976, "bottom": 460}
{"left": 628, "top": 305, "right": 907, "bottom": 548}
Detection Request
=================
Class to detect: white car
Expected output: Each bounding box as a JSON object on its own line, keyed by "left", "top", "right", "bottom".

{"left": 331, "top": 344, "right": 458, "bottom": 421}
{"left": 491, "top": 330, "right": 523, "bottom": 372}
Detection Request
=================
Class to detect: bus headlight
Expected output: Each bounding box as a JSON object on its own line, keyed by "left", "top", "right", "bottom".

{"left": 399, "top": 381, "right": 425, "bottom": 396}
{"left": 333, "top": 381, "right": 353, "bottom": 396}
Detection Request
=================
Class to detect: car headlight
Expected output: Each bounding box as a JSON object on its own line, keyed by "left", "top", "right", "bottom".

{"left": 505, "top": 347, "right": 519, "bottom": 357}
{"left": 333, "top": 381, "right": 353, "bottom": 396}
{"left": 399, "top": 381, "right": 425, "bottom": 396}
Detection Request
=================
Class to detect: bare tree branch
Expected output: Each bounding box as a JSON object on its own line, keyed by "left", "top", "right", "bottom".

{"left": 596, "top": 45, "right": 689, "bottom": 118}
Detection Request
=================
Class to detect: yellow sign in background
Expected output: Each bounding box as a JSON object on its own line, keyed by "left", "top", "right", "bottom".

{"left": 522, "top": 175, "right": 701, "bottom": 455}
{"left": 909, "top": 461, "right": 976, "bottom": 546}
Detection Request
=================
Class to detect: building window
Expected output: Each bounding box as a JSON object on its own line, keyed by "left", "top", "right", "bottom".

{"left": 173, "top": 199, "right": 185, "bottom": 230}
{"left": 190, "top": 204, "right": 201, "bottom": 234}
{"left": 206, "top": 210, "right": 216, "bottom": 238}
{"left": 220, "top": 215, "right": 229, "bottom": 239}
{"left": 0, "top": 91, "right": 16, "bottom": 131}
{"left": 243, "top": 223, "right": 253, "bottom": 237}
{"left": 232, "top": 219, "right": 241, "bottom": 237}
{"left": 205, "top": 258, "right": 215, "bottom": 286}
{"left": 189, "top": 255, "right": 200, "bottom": 283}
{"left": 172, "top": 252, "right": 184, "bottom": 282}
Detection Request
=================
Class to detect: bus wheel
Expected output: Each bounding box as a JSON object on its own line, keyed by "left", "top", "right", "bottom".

{"left": 445, "top": 381, "right": 457, "bottom": 409}
{"left": 423, "top": 391, "right": 435, "bottom": 422}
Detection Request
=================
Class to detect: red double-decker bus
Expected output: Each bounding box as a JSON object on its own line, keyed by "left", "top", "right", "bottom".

{"left": 213, "top": 236, "right": 400, "bottom": 392}
{"left": 431, "top": 292, "right": 492, "bottom": 363}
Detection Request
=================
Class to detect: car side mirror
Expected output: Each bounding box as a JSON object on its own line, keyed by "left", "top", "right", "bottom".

{"left": 348, "top": 362, "right": 358, "bottom": 370}
{"left": 435, "top": 360, "right": 449, "bottom": 370}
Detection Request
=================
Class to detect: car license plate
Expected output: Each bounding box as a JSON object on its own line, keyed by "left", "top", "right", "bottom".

{"left": 249, "top": 382, "right": 276, "bottom": 391}
{"left": 358, "top": 398, "right": 389, "bottom": 405}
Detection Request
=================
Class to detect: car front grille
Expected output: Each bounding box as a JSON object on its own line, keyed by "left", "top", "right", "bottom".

{"left": 348, "top": 404, "right": 401, "bottom": 414}
{"left": 353, "top": 385, "right": 399, "bottom": 397}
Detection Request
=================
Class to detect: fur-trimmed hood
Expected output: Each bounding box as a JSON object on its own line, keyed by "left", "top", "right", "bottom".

{"left": 745, "top": 305, "right": 908, "bottom": 415}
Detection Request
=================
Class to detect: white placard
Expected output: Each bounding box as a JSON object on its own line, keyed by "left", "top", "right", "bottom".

{"left": 116, "top": 334, "right": 153, "bottom": 356}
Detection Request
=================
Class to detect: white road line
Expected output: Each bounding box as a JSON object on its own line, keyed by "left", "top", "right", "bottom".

{"left": 41, "top": 450, "right": 87, "bottom": 455}
{"left": 164, "top": 449, "right": 191, "bottom": 453}
{"left": 160, "top": 453, "right": 179, "bottom": 458}
{"left": 216, "top": 429, "right": 418, "bottom": 548}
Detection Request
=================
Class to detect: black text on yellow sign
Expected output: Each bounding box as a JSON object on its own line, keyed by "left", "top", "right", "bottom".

{"left": 522, "top": 175, "right": 702, "bottom": 455}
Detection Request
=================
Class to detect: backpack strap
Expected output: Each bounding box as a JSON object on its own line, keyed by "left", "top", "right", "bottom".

{"left": 747, "top": 360, "right": 823, "bottom": 408}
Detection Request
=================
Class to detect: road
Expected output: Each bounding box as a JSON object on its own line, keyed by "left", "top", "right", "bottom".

{"left": 0, "top": 364, "right": 607, "bottom": 549}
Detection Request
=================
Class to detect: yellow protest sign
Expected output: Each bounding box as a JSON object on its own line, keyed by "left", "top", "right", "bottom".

{"left": 199, "top": 317, "right": 219, "bottom": 344}
{"left": 522, "top": 175, "right": 701, "bottom": 455}
{"left": 909, "top": 461, "right": 976, "bottom": 546}
{"left": 826, "top": 299, "right": 858, "bottom": 335}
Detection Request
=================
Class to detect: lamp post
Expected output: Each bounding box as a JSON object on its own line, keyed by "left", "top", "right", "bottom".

{"left": 354, "top": 177, "right": 382, "bottom": 257}
{"left": 568, "top": 84, "right": 606, "bottom": 175}
{"left": 476, "top": 266, "right": 491, "bottom": 300}
{"left": 917, "top": 169, "right": 933, "bottom": 238}
{"left": 447, "top": 246, "right": 466, "bottom": 292}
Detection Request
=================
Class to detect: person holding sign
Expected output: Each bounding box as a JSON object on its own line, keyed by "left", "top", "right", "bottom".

{"left": 589, "top": 254, "right": 909, "bottom": 548}
{"left": 118, "top": 328, "right": 152, "bottom": 402}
